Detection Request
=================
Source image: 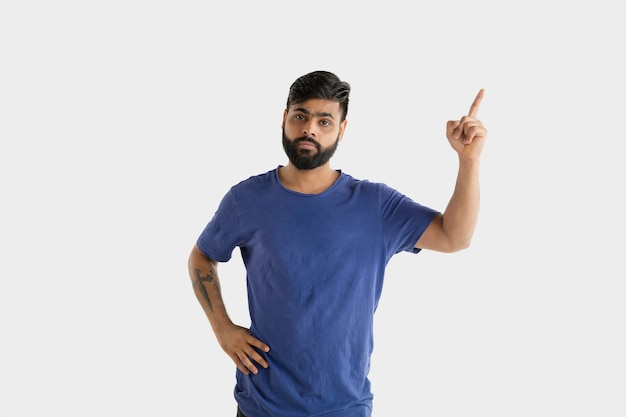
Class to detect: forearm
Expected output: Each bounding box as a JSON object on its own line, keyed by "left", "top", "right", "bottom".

{"left": 188, "top": 245, "right": 233, "bottom": 337}
{"left": 441, "top": 157, "right": 480, "bottom": 250}
{"left": 187, "top": 244, "right": 270, "bottom": 374}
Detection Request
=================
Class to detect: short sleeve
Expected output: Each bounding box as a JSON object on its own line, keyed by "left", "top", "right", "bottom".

{"left": 196, "top": 189, "right": 242, "bottom": 262}
{"left": 379, "top": 184, "right": 440, "bottom": 256}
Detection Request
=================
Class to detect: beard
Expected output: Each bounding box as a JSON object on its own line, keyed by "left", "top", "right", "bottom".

{"left": 282, "top": 130, "right": 339, "bottom": 170}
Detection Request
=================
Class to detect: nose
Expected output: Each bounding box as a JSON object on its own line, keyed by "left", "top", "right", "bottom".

{"left": 302, "top": 120, "right": 316, "bottom": 137}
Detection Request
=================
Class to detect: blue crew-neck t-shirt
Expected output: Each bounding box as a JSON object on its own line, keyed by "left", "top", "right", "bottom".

{"left": 196, "top": 167, "right": 439, "bottom": 417}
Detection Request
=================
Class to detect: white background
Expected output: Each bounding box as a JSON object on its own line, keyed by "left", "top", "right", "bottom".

{"left": 1, "top": 1, "right": 624, "bottom": 416}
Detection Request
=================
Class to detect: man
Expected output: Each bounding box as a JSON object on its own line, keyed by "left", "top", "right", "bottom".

{"left": 188, "top": 70, "right": 487, "bottom": 417}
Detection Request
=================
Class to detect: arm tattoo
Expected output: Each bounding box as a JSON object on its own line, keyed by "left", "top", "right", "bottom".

{"left": 192, "top": 267, "right": 220, "bottom": 313}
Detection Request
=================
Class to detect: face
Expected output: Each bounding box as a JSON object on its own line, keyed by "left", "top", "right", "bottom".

{"left": 281, "top": 99, "right": 347, "bottom": 171}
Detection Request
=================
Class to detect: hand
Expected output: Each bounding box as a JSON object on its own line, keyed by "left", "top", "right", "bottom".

{"left": 217, "top": 323, "right": 270, "bottom": 375}
{"left": 446, "top": 89, "right": 488, "bottom": 160}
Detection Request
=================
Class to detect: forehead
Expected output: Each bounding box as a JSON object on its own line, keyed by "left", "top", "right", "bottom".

{"left": 287, "top": 98, "right": 341, "bottom": 117}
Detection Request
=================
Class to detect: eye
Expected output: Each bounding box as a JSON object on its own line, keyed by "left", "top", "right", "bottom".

{"left": 320, "top": 120, "right": 331, "bottom": 127}
{"left": 294, "top": 114, "right": 306, "bottom": 120}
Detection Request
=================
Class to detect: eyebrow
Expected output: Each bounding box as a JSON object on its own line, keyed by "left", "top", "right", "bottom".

{"left": 293, "top": 107, "right": 336, "bottom": 120}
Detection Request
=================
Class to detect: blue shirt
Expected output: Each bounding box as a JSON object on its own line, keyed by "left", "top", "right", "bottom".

{"left": 197, "top": 167, "right": 439, "bottom": 417}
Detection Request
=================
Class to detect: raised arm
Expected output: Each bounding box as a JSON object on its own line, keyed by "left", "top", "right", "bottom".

{"left": 416, "top": 89, "right": 488, "bottom": 253}
{"left": 188, "top": 244, "right": 270, "bottom": 374}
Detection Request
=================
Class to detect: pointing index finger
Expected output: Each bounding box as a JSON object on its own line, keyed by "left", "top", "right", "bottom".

{"left": 468, "top": 88, "right": 485, "bottom": 117}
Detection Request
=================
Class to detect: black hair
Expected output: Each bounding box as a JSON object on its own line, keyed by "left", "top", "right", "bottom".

{"left": 286, "top": 71, "right": 351, "bottom": 122}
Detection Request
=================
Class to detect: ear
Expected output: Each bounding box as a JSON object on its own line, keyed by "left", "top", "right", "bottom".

{"left": 338, "top": 119, "right": 348, "bottom": 142}
{"left": 281, "top": 110, "right": 287, "bottom": 129}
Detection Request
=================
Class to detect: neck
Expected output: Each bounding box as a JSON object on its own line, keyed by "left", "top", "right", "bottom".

{"left": 278, "top": 163, "right": 340, "bottom": 194}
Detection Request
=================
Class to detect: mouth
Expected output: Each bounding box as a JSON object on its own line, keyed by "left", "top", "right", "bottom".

{"left": 297, "top": 141, "right": 318, "bottom": 151}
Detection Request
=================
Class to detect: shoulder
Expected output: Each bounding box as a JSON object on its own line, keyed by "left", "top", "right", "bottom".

{"left": 230, "top": 167, "right": 278, "bottom": 193}
{"left": 340, "top": 171, "right": 397, "bottom": 195}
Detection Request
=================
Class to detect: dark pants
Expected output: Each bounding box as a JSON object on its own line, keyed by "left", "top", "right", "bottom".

{"left": 236, "top": 406, "right": 246, "bottom": 417}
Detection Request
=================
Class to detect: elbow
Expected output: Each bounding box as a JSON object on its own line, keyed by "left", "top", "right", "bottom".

{"left": 446, "top": 236, "right": 473, "bottom": 253}
{"left": 454, "top": 241, "right": 472, "bottom": 252}
{"left": 444, "top": 223, "right": 476, "bottom": 253}
{"left": 418, "top": 216, "right": 476, "bottom": 253}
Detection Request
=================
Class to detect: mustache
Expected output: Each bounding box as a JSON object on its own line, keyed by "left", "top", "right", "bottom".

{"left": 293, "top": 136, "right": 321, "bottom": 149}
